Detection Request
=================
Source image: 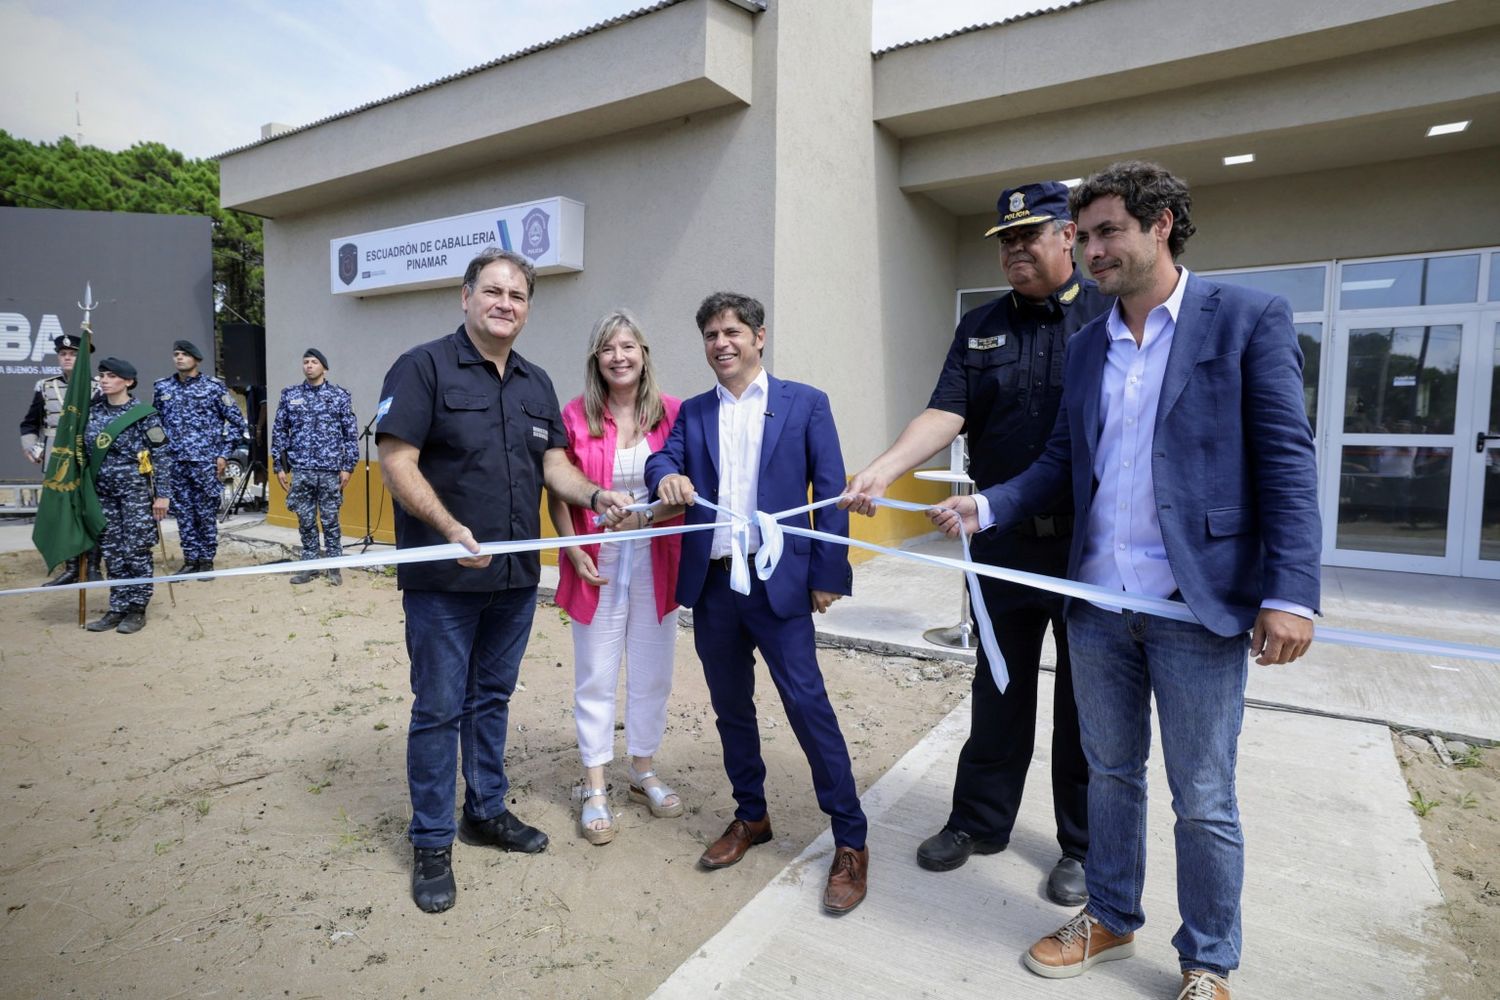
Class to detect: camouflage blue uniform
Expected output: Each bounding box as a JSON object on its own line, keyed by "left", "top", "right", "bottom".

{"left": 271, "top": 380, "right": 358, "bottom": 559}
{"left": 152, "top": 372, "right": 246, "bottom": 563}
{"left": 87, "top": 399, "right": 174, "bottom": 613}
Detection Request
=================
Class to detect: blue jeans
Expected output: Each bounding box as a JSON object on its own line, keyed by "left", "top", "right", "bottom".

{"left": 404, "top": 587, "right": 537, "bottom": 848}
{"left": 1066, "top": 601, "right": 1250, "bottom": 977}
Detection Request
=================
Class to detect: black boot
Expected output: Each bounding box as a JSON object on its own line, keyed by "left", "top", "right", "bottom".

{"left": 85, "top": 550, "right": 102, "bottom": 581}
{"left": 116, "top": 607, "right": 147, "bottom": 634}
{"left": 412, "top": 846, "right": 456, "bottom": 913}
{"left": 196, "top": 560, "right": 215, "bottom": 581}
{"left": 86, "top": 610, "right": 126, "bottom": 632}
{"left": 289, "top": 568, "right": 320, "bottom": 585}
{"left": 175, "top": 560, "right": 199, "bottom": 575}
{"left": 326, "top": 568, "right": 342, "bottom": 586}
{"left": 43, "top": 559, "right": 79, "bottom": 587}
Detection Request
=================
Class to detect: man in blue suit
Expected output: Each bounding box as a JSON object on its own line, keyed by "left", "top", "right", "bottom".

{"left": 931, "top": 162, "right": 1320, "bottom": 1000}
{"left": 647, "top": 291, "right": 867, "bottom": 915}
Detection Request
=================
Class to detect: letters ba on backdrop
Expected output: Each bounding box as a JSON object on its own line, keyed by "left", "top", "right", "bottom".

{"left": 329, "top": 197, "right": 585, "bottom": 297}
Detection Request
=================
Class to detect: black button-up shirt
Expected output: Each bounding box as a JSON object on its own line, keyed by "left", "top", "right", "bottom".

{"left": 925, "top": 269, "right": 1112, "bottom": 606}
{"left": 375, "top": 325, "right": 567, "bottom": 592}
{"left": 927, "top": 268, "right": 1111, "bottom": 498}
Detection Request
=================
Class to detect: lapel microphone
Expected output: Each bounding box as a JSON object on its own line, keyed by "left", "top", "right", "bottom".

{"left": 764, "top": 410, "right": 775, "bottom": 418}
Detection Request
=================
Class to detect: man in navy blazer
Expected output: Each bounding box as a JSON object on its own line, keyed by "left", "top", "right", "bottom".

{"left": 647, "top": 291, "right": 867, "bottom": 915}
{"left": 932, "top": 162, "right": 1319, "bottom": 999}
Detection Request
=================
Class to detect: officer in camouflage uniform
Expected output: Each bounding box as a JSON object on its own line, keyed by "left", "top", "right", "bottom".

{"left": 151, "top": 339, "right": 246, "bottom": 574}
{"left": 85, "top": 357, "right": 173, "bottom": 635}
{"left": 19, "top": 330, "right": 102, "bottom": 586}
{"left": 271, "top": 348, "right": 358, "bottom": 586}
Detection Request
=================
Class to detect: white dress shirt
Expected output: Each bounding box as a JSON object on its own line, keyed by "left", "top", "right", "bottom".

{"left": 710, "top": 368, "right": 769, "bottom": 559}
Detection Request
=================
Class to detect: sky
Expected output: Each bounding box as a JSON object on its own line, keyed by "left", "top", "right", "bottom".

{"left": 0, "top": 1, "right": 1057, "bottom": 159}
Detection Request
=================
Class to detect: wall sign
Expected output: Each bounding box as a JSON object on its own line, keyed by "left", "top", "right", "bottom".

{"left": 330, "top": 197, "right": 584, "bottom": 296}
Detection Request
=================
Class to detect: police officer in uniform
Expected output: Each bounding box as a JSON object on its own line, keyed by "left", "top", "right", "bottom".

{"left": 85, "top": 357, "right": 173, "bottom": 635}
{"left": 272, "top": 348, "right": 358, "bottom": 585}
{"left": 845, "top": 181, "right": 1112, "bottom": 905}
{"left": 19, "top": 331, "right": 102, "bottom": 586}
{"left": 152, "top": 339, "right": 247, "bottom": 574}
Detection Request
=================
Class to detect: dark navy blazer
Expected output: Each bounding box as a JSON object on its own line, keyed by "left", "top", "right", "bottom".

{"left": 982, "top": 273, "right": 1322, "bottom": 637}
{"left": 645, "top": 375, "right": 853, "bottom": 619}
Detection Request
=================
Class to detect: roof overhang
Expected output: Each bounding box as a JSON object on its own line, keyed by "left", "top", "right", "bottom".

{"left": 220, "top": 0, "right": 755, "bottom": 217}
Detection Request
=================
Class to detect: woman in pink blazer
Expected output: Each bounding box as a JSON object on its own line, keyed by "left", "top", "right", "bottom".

{"left": 549, "top": 309, "right": 684, "bottom": 845}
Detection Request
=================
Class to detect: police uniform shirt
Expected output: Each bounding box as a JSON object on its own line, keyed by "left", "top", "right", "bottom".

{"left": 375, "top": 325, "right": 567, "bottom": 593}
{"left": 927, "top": 267, "right": 1111, "bottom": 499}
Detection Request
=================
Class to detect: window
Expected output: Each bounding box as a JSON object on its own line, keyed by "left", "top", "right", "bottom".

{"left": 1339, "top": 255, "right": 1479, "bottom": 309}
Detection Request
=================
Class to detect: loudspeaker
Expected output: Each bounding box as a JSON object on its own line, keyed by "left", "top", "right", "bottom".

{"left": 219, "top": 323, "right": 266, "bottom": 389}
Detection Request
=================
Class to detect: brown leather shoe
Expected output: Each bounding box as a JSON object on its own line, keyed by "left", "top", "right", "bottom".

{"left": 1177, "top": 970, "right": 1232, "bottom": 999}
{"left": 822, "top": 845, "right": 869, "bottom": 915}
{"left": 1023, "top": 910, "right": 1136, "bottom": 979}
{"left": 699, "top": 817, "right": 772, "bottom": 869}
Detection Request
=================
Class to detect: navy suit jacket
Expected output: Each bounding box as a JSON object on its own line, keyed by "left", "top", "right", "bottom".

{"left": 645, "top": 375, "right": 853, "bottom": 619}
{"left": 982, "top": 273, "right": 1321, "bottom": 637}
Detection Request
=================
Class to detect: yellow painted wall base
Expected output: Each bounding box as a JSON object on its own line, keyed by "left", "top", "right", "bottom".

{"left": 265, "top": 465, "right": 944, "bottom": 566}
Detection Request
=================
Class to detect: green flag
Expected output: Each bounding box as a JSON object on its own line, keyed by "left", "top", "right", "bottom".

{"left": 32, "top": 326, "right": 106, "bottom": 570}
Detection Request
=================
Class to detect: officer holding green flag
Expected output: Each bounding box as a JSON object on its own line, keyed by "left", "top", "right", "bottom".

{"left": 81, "top": 357, "right": 174, "bottom": 634}
{"left": 32, "top": 328, "right": 106, "bottom": 584}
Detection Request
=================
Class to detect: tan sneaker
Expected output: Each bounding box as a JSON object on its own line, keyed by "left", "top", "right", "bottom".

{"left": 1023, "top": 910, "right": 1136, "bottom": 979}
{"left": 1177, "top": 969, "right": 1232, "bottom": 999}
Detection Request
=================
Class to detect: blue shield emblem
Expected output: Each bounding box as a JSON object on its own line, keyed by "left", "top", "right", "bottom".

{"left": 520, "top": 208, "right": 550, "bottom": 260}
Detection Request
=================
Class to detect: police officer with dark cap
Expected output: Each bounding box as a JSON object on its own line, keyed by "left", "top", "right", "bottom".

{"left": 271, "top": 347, "right": 358, "bottom": 585}
{"left": 152, "top": 338, "right": 247, "bottom": 574}
{"left": 85, "top": 356, "right": 173, "bottom": 634}
{"left": 20, "top": 330, "right": 102, "bottom": 586}
{"left": 844, "top": 180, "right": 1112, "bottom": 905}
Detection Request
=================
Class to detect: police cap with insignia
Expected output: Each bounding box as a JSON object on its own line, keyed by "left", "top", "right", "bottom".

{"left": 54, "top": 332, "right": 96, "bottom": 354}
{"left": 98, "top": 356, "right": 138, "bottom": 385}
{"left": 984, "top": 180, "right": 1072, "bottom": 237}
{"left": 303, "top": 347, "right": 330, "bottom": 370}
{"left": 172, "top": 339, "right": 204, "bottom": 360}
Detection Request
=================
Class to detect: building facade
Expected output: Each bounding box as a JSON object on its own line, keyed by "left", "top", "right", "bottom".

{"left": 218, "top": 0, "right": 1500, "bottom": 577}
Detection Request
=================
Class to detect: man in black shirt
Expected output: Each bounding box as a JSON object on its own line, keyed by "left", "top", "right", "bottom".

{"left": 845, "top": 181, "right": 1111, "bottom": 905}
{"left": 375, "top": 247, "right": 632, "bottom": 914}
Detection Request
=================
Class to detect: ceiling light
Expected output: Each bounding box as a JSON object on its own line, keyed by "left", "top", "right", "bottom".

{"left": 1222, "top": 153, "right": 1255, "bottom": 166}
{"left": 1061, "top": 177, "right": 1082, "bottom": 188}
{"left": 1426, "top": 120, "right": 1470, "bottom": 137}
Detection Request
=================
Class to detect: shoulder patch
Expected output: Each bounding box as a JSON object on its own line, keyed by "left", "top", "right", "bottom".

{"left": 222, "top": 392, "right": 236, "bottom": 405}
{"left": 375, "top": 396, "right": 393, "bottom": 425}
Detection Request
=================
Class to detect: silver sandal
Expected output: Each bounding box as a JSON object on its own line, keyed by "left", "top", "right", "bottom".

{"left": 627, "top": 765, "right": 685, "bottom": 818}
{"left": 573, "top": 785, "right": 616, "bottom": 845}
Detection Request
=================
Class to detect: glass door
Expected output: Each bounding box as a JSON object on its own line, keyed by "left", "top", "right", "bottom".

{"left": 1458, "top": 312, "right": 1500, "bottom": 578}
{"left": 1322, "top": 312, "right": 1476, "bottom": 572}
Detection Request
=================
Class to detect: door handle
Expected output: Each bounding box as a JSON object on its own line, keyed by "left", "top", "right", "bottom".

{"left": 1479, "top": 432, "right": 1500, "bottom": 453}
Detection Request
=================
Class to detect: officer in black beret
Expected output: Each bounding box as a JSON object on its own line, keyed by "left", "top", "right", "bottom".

{"left": 152, "top": 339, "right": 247, "bottom": 574}
{"left": 21, "top": 330, "right": 101, "bottom": 585}
{"left": 85, "top": 357, "right": 174, "bottom": 634}
{"left": 844, "top": 181, "right": 1113, "bottom": 905}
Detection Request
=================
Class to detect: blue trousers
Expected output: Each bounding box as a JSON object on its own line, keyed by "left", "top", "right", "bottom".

{"left": 692, "top": 564, "right": 867, "bottom": 849}
{"left": 1066, "top": 601, "right": 1250, "bottom": 977}
{"left": 403, "top": 587, "right": 537, "bottom": 848}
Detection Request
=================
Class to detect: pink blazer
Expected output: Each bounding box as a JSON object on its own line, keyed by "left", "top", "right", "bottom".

{"left": 554, "top": 394, "right": 683, "bottom": 625}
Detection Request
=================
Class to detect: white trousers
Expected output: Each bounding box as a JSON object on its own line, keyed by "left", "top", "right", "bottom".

{"left": 572, "top": 538, "right": 679, "bottom": 768}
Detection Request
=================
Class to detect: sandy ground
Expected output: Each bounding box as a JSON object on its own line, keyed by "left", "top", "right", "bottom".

{"left": 1394, "top": 733, "right": 1500, "bottom": 1000}
{"left": 0, "top": 547, "right": 972, "bottom": 999}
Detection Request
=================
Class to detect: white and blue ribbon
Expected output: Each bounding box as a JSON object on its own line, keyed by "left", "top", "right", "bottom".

{"left": 7, "top": 496, "right": 1500, "bottom": 673}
